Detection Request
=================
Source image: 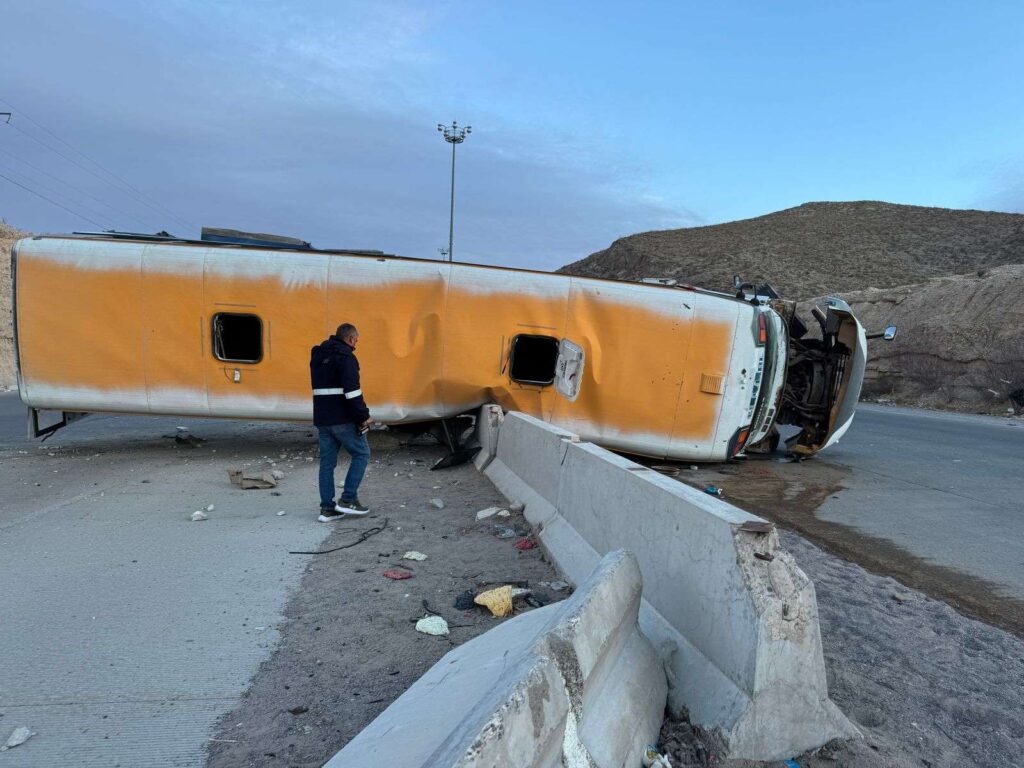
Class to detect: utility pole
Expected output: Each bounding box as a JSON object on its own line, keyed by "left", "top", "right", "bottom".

{"left": 437, "top": 120, "right": 471, "bottom": 262}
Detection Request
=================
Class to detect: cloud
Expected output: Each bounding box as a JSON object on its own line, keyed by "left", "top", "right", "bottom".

{"left": 0, "top": 1, "right": 699, "bottom": 270}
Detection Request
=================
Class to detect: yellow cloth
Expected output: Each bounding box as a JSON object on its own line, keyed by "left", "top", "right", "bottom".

{"left": 474, "top": 585, "right": 514, "bottom": 617}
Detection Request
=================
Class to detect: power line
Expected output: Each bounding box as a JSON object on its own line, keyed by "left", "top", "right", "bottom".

{"left": 0, "top": 159, "right": 116, "bottom": 229}
{"left": 0, "top": 171, "right": 109, "bottom": 229}
{"left": 0, "top": 96, "right": 197, "bottom": 231}
{"left": 0, "top": 144, "right": 153, "bottom": 230}
{"left": 4, "top": 121, "right": 173, "bottom": 230}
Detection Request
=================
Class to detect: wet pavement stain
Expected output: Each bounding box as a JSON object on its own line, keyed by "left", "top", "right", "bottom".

{"left": 642, "top": 455, "right": 1024, "bottom": 639}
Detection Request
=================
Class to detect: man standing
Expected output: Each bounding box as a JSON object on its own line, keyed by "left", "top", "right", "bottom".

{"left": 310, "top": 323, "right": 372, "bottom": 521}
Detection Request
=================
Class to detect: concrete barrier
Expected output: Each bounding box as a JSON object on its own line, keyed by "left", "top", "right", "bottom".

{"left": 483, "top": 411, "right": 858, "bottom": 761}
{"left": 325, "top": 550, "right": 666, "bottom": 767}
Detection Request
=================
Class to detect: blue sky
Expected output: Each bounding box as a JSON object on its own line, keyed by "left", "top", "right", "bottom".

{"left": 2, "top": 1, "right": 1022, "bottom": 270}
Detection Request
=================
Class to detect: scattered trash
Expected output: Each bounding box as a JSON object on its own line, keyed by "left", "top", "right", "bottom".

{"left": 228, "top": 468, "right": 279, "bottom": 489}
{"left": 642, "top": 745, "right": 673, "bottom": 768}
{"left": 383, "top": 568, "right": 414, "bottom": 580}
{"left": 497, "top": 509, "right": 511, "bottom": 517}
{"left": 515, "top": 537, "right": 536, "bottom": 550}
{"left": 291, "top": 518, "right": 390, "bottom": 555}
{"left": 494, "top": 526, "right": 518, "bottom": 539}
{"left": 475, "top": 506, "right": 504, "bottom": 521}
{"left": 753, "top": 551, "right": 774, "bottom": 562}
{"left": 783, "top": 760, "right": 801, "bottom": 768}
{"left": 415, "top": 615, "right": 450, "bottom": 636}
{"left": 429, "top": 498, "right": 445, "bottom": 509}
{"left": 689, "top": 465, "right": 698, "bottom": 471}
{"left": 190, "top": 510, "right": 208, "bottom": 522}
{"left": 525, "top": 591, "right": 552, "bottom": 608}
{"left": 276, "top": 510, "right": 286, "bottom": 516}
{"left": 176, "top": 426, "right": 188, "bottom": 432}
{"left": 1, "top": 726, "right": 36, "bottom": 752}
{"left": 703, "top": 485, "right": 723, "bottom": 497}
{"left": 174, "top": 434, "right": 205, "bottom": 448}
{"left": 475, "top": 585, "right": 514, "bottom": 617}
{"left": 205, "top": 504, "right": 215, "bottom": 512}
{"left": 288, "top": 706, "right": 308, "bottom": 715}
{"left": 271, "top": 469, "right": 285, "bottom": 480}
{"left": 402, "top": 551, "right": 428, "bottom": 561}
{"left": 453, "top": 589, "right": 476, "bottom": 610}
{"left": 509, "top": 500, "right": 525, "bottom": 514}
{"left": 540, "top": 580, "right": 570, "bottom": 592}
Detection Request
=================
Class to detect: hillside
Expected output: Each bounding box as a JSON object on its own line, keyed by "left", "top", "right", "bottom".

{"left": 813, "top": 265, "right": 1024, "bottom": 411}
{"left": 560, "top": 201, "right": 1024, "bottom": 299}
{"left": 1, "top": 221, "right": 27, "bottom": 389}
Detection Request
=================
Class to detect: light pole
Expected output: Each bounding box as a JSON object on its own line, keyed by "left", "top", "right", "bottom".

{"left": 437, "top": 120, "right": 471, "bottom": 262}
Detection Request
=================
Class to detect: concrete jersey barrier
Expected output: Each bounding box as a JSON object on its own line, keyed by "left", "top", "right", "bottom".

{"left": 325, "top": 549, "right": 667, "bottom": 768}
{"left": 482, "top": 411, "right": 858, "bottom": 761}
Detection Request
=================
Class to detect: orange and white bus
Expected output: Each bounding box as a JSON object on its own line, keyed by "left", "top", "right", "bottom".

{"left": 12, "top": 232, "right": 869, "bottom": 460}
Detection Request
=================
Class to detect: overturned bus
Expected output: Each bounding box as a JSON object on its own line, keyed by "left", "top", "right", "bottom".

{"left": 11, "top": 232, "right": 873, "bottom": 460}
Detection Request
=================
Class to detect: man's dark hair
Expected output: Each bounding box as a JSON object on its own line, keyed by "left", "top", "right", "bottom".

{"left": 336, "top": 323, "right": 358, "bottom": 342}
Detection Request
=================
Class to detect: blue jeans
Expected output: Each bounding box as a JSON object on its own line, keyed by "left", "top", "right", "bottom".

{"left": 318, "top": 424, "right": 370, "bottom": 509}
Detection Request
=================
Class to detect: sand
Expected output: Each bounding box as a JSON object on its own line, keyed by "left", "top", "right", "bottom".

{"left": 204, "top": 437, "right": 568, "bottom": 768}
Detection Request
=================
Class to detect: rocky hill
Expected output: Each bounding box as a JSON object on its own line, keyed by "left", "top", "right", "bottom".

{"left": 1, "top": 221, "right": 27, "bottom": 389}
{"left": 560, "top": 201, "right": 1024, "bottom": 300}
{"left": 813, "top": 265, "right": 1024, "bottom": 411}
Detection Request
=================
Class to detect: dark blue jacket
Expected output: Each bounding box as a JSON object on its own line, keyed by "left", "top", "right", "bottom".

{"left": 310, "top": 336, "right": 371, "bottom": 427}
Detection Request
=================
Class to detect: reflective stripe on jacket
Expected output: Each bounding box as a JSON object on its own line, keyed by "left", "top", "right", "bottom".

{"left": 309, "top": 336, "right": 371, "bottom": 427}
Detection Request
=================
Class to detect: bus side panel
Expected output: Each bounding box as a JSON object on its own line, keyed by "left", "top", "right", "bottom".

{"left": 445, "top": 266, "right": 569, "bottom": 419}
{"left": 203, "top": 249, "right": 328, "bottom": 419}
{"left": 669, "top": 294, "right": 743, "bottom": 460}
{"left": 550, "top": 279, "right": 696, "bottom": 457}
{"left": 326, "top": 256, "right": 448, "bottom": 422}
{"left": 16, "top": 239, "right": 147, "bottom": 413}
{"left": 143, "top": 245, "right": 209, "bottom": 415}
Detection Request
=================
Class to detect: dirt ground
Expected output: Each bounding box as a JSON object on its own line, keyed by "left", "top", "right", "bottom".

{"left": 657, "top": 529, "right": 1024, "bottom": 768}
{"left": 204, "top": 437, "right": 568, "bottom": 768}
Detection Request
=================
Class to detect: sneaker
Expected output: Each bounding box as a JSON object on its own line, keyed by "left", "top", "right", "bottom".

{"left": 337, "top": 499, "right": 370, "bottom": 515}
{"left": 318, "top": 508, "right": 344, "bottom": 523}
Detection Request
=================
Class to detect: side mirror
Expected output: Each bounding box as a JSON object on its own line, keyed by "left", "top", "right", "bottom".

{"left": 866, "top": 324, "right": 899, "bottom": 341}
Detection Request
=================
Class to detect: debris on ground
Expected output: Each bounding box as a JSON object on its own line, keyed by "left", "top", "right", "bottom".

{"left": 642, "top": 745, "right": 673, "bottom": 768}
{"left": 515, "top": 537, "right": 536, "bottom": 550}
{"left": 228, "top": 469, "right": 278, "bottom": 489}
{"left": 402, "top": 551, "right": 427, "bottom": 561}
{"left": 652, "top": 464, "right": 681, "bottom": 477}
{"left": 271, "top": 469, "right": 285, "bottom": 480}
{"left": 525, "top": 591, "right": 552, "bottom": 608}
{"left": 1, "top": 726, "right": 36, "bottom": 751}
{"left": 475, "top": 506, "right": 506, "bottom": 520}
{"left": 173, "top": 434, "right": 206, "bottom": 448}
{"left": 540, "top": 580, "right": 570, "bottom": 592}
{"left": 429, "top": 498, "right": 445, "bottom": 509}
{"left": 703, "top": 485, "right": 723, "bottom": 496}
{"left": 494, "top": 526, "right": 518, "bottom": 539}
{"left": 276, "top": 511, "right": 286, "bottom": 516}
{"left": 453, "top": 589, "right": 476, "bottom": 610}
{"left": 383, "top": 568, "right": 413, "bottom": 580}
{"left": 475, "top": 585, "right": 514, "bottom": 617}
{"left": 205, "top": 504, "right": 215, "bottom": 512}
{"left": 190, "top": 510, "right": 208, "bottom": 522}
{"left": 415, "top": 615, "right": 450, "bottom": 636}
{"left": 509, "top": 500, "right": 525, "bottom": 514}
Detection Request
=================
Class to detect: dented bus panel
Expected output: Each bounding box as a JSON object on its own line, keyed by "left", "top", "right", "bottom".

{"left": 12, "top": 234, "right": 865, "bottom": 461}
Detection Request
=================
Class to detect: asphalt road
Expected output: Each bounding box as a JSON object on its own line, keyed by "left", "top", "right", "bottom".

{"left": 2, "top": 394, "right": 1022, "bottom": 608}
{"left": 815, "top": 404, "right": 1024, "bottom": 599}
